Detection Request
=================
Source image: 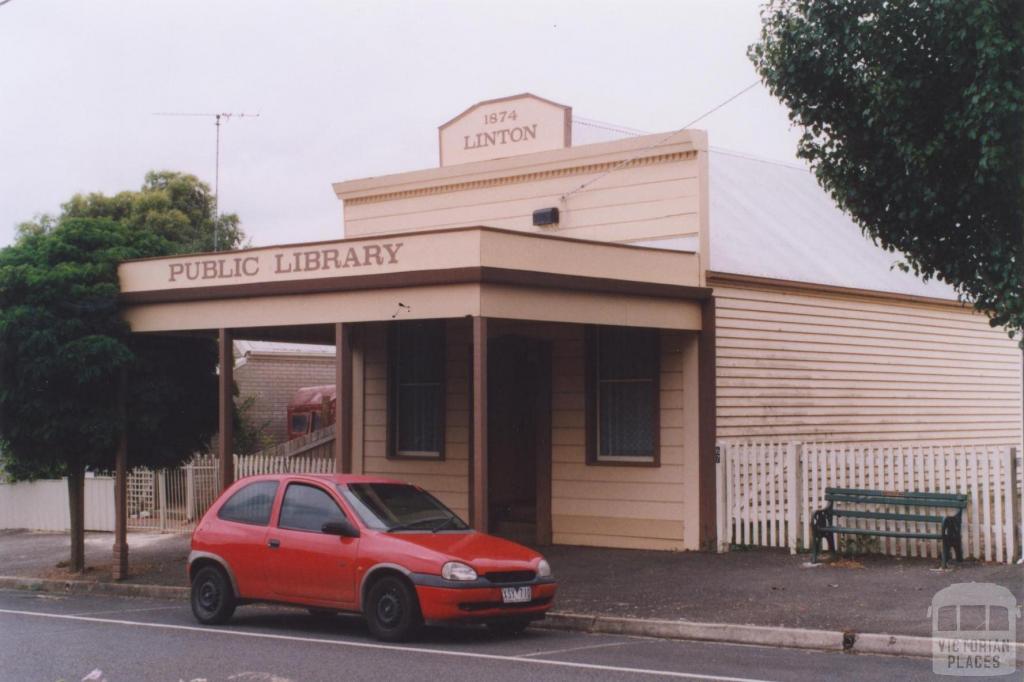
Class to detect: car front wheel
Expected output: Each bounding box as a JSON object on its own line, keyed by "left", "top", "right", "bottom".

{"left": 364, "top": 576, "right": 421, "bottom": 641}
{"left": 190, "top": 565, "right": 236, "bottom": 625}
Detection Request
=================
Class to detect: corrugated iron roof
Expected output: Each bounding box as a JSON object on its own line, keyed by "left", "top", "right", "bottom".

{"left": 708, "top": 148, "right": 957, "bottom": 299}
{"left": 234, "top": 340, "right": 336, "bottom": 356}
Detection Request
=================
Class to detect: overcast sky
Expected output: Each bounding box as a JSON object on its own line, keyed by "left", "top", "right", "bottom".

{"left": 0, "top": 0, "right": 804, "bottom": 249}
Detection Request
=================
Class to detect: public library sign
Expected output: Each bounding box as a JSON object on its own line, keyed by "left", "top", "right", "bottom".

{"left": 439, "top": 93, "right": 571, "bottom": 166}
{"left": 166, "top": 242, "right": 404, "bottom": 283}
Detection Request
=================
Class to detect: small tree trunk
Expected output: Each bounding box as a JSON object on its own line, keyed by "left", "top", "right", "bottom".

{"left": 67, "top": 463, "right": 86, "bottom": 573}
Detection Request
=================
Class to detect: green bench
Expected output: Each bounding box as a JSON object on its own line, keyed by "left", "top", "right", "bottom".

{"left": 811, "top": 487, "right": 968, "bottom": 568}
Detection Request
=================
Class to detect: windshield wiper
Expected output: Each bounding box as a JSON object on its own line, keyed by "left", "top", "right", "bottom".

{"left": 387, "top": 517, "right": 448, "bottom": 533}
{"left": 431, "top": 516, "right": 459, "bottom": 533}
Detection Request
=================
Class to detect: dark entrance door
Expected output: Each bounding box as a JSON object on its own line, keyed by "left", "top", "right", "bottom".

{"left": 487, "top": 335, "right": 551, "bottom": 546}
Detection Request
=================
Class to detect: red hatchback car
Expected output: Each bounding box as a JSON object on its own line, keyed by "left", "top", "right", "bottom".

{"left": 188, "top": 474, "right": 557, "bottom": 641}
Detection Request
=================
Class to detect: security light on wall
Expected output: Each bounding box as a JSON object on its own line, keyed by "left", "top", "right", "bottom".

{"left": 532, "top": 207, "right": 559, "bottom": 226}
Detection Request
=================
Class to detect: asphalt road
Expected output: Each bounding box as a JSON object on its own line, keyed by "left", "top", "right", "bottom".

{"left": 0, "top": 589, "right": 945, "bottom": 682}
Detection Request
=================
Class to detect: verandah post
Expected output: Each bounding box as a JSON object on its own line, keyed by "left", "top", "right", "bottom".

{"left": 112, "top": 367, "right": 129, "bottom": 580}
{"left": 470, "top": 316, "right": 488, "bottom": 532}
{"left": 334, "top": 323, "right": 353, "bottom": 474}
{"left": 218, "top": 328, "right": 234, "bottom": 491}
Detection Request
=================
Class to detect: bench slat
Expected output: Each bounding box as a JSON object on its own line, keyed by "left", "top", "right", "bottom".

{"left": 832, "top": 509, "right": 944, "bottom": 523}
{"left": 827, "top": 487, "right": 966, "bottom": 501}
{"left": 826, "top": 493, "right": 965, "bottom": 509}
{"left": 819, "top": 527, "right": 943, "bottom": 540}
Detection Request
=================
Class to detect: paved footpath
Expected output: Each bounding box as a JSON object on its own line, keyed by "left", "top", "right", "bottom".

{"left": 0, "top": 588, "right": 945, "bottom": 682}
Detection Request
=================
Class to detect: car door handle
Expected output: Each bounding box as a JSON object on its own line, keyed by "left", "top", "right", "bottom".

{"left": 268, "top": 538, "right": 280, "bottom": 549}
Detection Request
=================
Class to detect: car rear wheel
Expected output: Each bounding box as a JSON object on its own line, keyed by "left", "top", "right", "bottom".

{"left": 190, "top": 565, "right": 236, "bottom": 625}
{"left": 487, "top": 618, "right": 531, "bottom": 636}
{"left": 364, "top": 576, "right": 421, "bottom": 642}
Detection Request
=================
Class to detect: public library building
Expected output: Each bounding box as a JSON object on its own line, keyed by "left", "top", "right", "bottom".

{"left": 117, "top": 94, "right": 1023, "bottom": 552}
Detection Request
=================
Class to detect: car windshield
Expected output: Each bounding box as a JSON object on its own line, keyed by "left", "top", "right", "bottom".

{"left": 339, "top": 483, "right": 471, "bottom": 532}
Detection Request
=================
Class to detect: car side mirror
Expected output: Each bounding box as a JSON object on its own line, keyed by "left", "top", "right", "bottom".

{"left": 322, "top": 519, "right": 360, "bottom": 538}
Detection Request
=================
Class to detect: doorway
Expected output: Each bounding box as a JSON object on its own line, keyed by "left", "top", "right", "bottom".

{"left": 487, "top": 335, "right": 552, "bottom": 546}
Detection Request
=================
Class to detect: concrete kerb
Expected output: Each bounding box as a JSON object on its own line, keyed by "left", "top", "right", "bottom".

{"left": 0, "top": 575, "right": 188, "bottom": 600}
{"left": 3, "top": 575, "right": 1020, "bottom": 660}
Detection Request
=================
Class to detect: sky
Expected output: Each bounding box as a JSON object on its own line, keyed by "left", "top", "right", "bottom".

{"left": 0, "top": 0, "right": 805, "bottom": 249}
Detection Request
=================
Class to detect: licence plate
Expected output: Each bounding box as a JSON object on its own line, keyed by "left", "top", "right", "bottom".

{"left": 501, "top": 586, "right": 532, "bottom": 604}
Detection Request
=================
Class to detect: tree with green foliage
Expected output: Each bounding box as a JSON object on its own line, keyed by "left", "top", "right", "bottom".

{"left": 18, "top": 171, "right": 245, "bottom": 253}
{"left": 750, "top": 0, "right": 1024, "bottom": 341}
{"left": 0, "top": 171, "right": 245, "bottom": 572}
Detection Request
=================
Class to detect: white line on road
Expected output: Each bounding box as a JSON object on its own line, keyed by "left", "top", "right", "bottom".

{"left": 0, "top": 607, "right": 779, "bottom": 682}
{"left": 517, "top": 640, "right": 637, "bottom": 658}
{"left": 68, "top": 605, "right": 183, "bottom": 617}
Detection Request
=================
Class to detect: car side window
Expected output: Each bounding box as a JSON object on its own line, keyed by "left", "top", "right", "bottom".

{"left": 279, "top": 483, "right": 347, "bottom": 533}
{"left": 217, "top": 481, "right": 279, "bottom": 526}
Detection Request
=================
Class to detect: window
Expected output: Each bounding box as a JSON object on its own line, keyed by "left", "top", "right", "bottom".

{"left": 278, "top": 483, "right": 347, "bottom": 533}
{"left": 586, "top": 326, "right": 659, "bottom": 464}
{"left": 339, "top": 483, "right": 469, "bottom": 532}
{"left": 388, "top": 320, "right": 445, "bottom": 458}
{"left": 217, "top": 481, "right": 279, "bottom": 526}
{"left": 290, "top": 413, "right": 309, "bottom": 435}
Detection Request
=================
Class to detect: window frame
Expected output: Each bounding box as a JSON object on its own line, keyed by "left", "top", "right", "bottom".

{"left": 216, "top": 480, "right": 280, "bottom": 527}
{"left": 584, "top": 325, "right": 661, "bottom": 467}
{"left": 386, "top": 320, "right": 447, "bottom": 460}
{"left": 276, "top": 482, "right": 350, "bottom": 534}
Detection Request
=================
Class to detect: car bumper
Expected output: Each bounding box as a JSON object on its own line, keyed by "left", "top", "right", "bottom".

{"left": 409, "top": 574, "right": 557, "bottom": 623}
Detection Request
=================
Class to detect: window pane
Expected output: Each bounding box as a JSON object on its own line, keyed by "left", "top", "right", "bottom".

{"left": 218, "top": 481, "right": 278, "bottom": 526}
{"left": 397, "top": 321, "right": 444, "bottom": 383}
{"left": 599, "top": 327, "right": 657, "bottom": 380}
{"left": 290, "top": 414, "right": 309, "bottom": 434}
{"left": 279, "top": 484, "right": 346, "bottom": 533}
{"left": 341, "top": 483, "right": 469, "bottom": 532}
{"left": 397, "top": 384, "right": 443, "bottom": 452}
{"left": 393, "top": 320, "right": 445, "bottom": 455}
{"left": 600, "top": 381, "right": 655, "bottom": 456}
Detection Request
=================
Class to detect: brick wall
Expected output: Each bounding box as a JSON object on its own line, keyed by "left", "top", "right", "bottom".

{"left": 234, "top": 353, "right": 336, "bottom": 445}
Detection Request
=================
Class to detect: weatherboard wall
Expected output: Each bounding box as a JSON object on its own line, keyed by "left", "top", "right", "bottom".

{"left": 711, "top": 277, "right": 1024, "bottom": 446}
{"left": 354, "top": 319, "right": 701, "bottom": 551}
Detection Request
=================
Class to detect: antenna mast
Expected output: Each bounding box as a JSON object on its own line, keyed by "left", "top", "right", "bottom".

{"left": 152, "top": 111, "right": 260, "bottom": 250}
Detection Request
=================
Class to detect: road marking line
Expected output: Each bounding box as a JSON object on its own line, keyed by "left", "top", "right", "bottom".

{"left": 0, "top": 607, "right": 778, "bottom": 682}
{"left": 68, "top": 605, "right": 182, "bottom": 617}
{"left": 518, "top": 640, "right": 637, "bottom": 658}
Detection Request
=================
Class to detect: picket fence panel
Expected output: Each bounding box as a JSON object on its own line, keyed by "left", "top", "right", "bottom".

{"left": 126, "top": 453, "right": 334, "bottom": 533}
{"left": 718, "top": 441, "right": 1022, "bottom": 564}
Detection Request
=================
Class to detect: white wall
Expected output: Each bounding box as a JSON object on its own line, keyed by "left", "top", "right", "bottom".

{"left": 0, "top": 477, "right": 115, "bottom": 532}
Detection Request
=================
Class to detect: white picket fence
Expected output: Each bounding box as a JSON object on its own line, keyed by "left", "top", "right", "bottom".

{"left": 716, "top": 442, "right": 1023, "bottom": 564}
{"left": 126, "top": 453, "right": 334, "bottom": 533}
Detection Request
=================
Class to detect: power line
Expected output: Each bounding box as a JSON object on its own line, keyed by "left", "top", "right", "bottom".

{"left": 561, "top": 81, "right": 760, "bottom": 202}
{"left": 152, "top": 111, "right": 260, "bottom": 250}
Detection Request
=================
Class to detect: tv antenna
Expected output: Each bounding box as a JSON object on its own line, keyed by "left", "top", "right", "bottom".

{"left": 152, "top": 111, "right": 260, "bottom": 250}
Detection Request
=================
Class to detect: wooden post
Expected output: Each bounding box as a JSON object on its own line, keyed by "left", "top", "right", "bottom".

{"left": 112, "top": 368, "right": 129, "bottom": 580}
{"left": 218, "top": 328, "right": 234, "bottom": 491}
{"left": 698, "top": 297, "right": 717, "bottom": 550}
{"left": 786, "top": 442, "right": 802, "bottom": 554}
{"left": 471, "top": 317, "right": 488, "bottom": 532}
{"left": 1005, "top": 446, "right": 1018, "bottom": 563}
{"left": 334, "top": 323, "right": 353, "bottom": 473}
{"left": 715, "top": 442, "right": 728, "bottom": 553}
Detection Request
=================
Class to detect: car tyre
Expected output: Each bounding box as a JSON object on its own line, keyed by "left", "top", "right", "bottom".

{"left": 364, "top": 576, "right": 421, "bottom": 642}
{"left": 190, "top": 565, "right": 236, "bottom": 625}
{"left": 487, "top": 618, "right": 531, "bottom": 637}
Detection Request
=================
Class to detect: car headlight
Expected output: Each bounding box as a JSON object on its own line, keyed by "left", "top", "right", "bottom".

{"left": 441, "top": 561, "right": 478, "bottom": 581}
{"left": 537, "top": 558, "right": 552, "bottom": 578}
